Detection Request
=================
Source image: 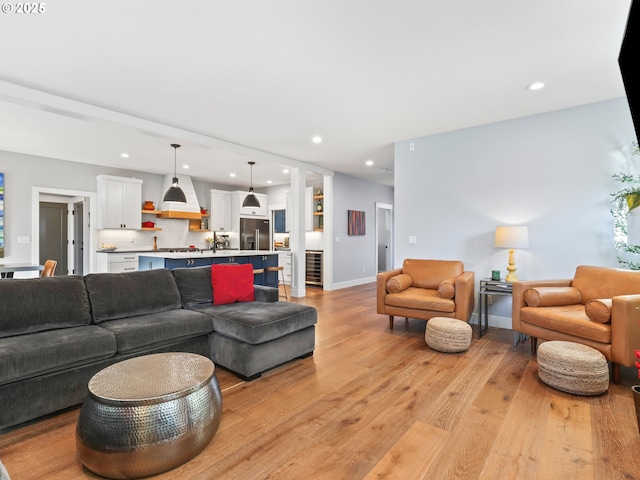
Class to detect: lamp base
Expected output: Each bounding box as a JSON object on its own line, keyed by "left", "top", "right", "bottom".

{"left": 505, "top": 248, "right": 519, "bottom": 282}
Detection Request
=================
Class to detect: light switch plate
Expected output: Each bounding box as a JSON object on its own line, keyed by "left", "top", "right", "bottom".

{"left": 18, "top": 236, "right": 31, "bottom": 244}
{"left": 408, "top": 236, "right": 417, "bottom": 245}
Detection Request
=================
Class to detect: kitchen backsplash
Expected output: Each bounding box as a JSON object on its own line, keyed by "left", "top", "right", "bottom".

{"left": 97, "top": 217, "right": 211, "bottom": 250}
{"left": 98, "top": 219, "right": 324, "bottom": 251}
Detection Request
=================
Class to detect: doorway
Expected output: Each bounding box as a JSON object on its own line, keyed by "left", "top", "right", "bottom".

{"left": 32, "top": 187, "right": 96, "bottom": 276}
{"left": 39, "top": 202, "right": 68, "bottom": 275}
{"left": 376, "top": 202, "right": 393, "bottom": 273}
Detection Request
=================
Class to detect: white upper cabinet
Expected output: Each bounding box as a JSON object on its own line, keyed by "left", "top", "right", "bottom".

{"left": 96, "top": 175, "right": 142, "bottom": 229}
{"left": 210, "top": 189, "right": 232, "bottom": 232}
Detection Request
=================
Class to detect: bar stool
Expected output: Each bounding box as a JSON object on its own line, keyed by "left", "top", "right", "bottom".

{"left": 265, "top": 266, "right": 287, "bottom": 300}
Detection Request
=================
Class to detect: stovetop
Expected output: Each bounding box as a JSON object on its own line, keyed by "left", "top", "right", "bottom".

{"left": 156, "top": 247, "right": 202, "bottom": 253}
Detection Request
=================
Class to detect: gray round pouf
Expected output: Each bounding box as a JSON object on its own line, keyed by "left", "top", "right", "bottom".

{"left": 537, "top": 341, "right": 609, "bottom": 395}
{"left": 425, "top": 317, "right": 472, "bottom": 353}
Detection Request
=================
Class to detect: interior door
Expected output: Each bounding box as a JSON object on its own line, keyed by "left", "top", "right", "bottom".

{"left": 39, "top": 202, "right": 68, "bottom": 275}
{"left": 74, "top": 201, "right": 84, "bottom": 275}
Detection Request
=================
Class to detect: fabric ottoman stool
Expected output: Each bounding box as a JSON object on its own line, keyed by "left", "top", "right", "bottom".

{"left": 425, "top": 317, "right": 472, "bottom": 353}
{"left": 537, "top": 341, "right": 609, "bottom": 395}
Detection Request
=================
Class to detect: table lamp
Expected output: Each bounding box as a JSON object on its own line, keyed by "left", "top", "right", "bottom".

{"left": 494, "top": 226, "right": 529, "bottom": 282}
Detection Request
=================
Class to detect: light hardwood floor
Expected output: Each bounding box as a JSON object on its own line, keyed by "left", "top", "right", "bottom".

{"left": 1, "top": 283, "right": 640, "bottom": 479}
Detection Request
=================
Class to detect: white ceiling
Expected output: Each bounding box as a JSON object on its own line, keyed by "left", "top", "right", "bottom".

{"left": 0, "top": 0, "right": 633, "bottom": 189}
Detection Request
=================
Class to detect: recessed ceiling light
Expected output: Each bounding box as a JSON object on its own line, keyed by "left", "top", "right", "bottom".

{"left": 527, "top": 81, "right": 545, "bottom": 91}
{"left": 182, "top": 164, "right": 190, "bottom": 169}
{"left": 229, "top": 173, "right": 236, "bottom": 177}
{"left": 283, "top": 169, "right": 290, "bottom": 174}
{"left": 366, "top": 160, "right": 374, "bottom": 166}
{"left": 120, "top": 153, "right": 129, "bottom": 158}
{"left": 267, "top": 180, "right": 273, "bottom": 184}
{"left": 312, "top": 136, "right": 322, "bottom": 144}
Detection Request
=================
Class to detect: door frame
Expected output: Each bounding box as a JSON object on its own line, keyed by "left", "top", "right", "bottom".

{"left": 31, "top": 187, "right": 97, "bottom": 274}
{"left": 375, "top": 202, "right": 393, "bottom": 273}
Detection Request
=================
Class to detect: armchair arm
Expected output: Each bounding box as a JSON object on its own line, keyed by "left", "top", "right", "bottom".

{"left": 611, "top": 294, "right": 640, "bottom": 367}
{"left": 453, "top": 271, "right": 475, "bottom": 321}
{"left": 377, "top": 268, "right": 403, "bottom": 314}
{"left": 511, "top": 279, "right": 572, "bottom": 331}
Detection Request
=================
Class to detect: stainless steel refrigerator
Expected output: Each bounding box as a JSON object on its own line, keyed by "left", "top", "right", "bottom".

{"left": 240, "top": 218, "right": 270, "bottom": 250}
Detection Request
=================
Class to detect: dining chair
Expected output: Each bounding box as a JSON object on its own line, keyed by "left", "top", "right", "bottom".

{"left": 40, "top": 260, "right": 57, "bottom": 277}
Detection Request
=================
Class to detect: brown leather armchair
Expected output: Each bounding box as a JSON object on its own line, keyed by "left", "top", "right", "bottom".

{"left": 377, "top": 259, "right": 474, "bottom": 330}
{"left": 512, "top": 265, "right": 640, "bottom": 383}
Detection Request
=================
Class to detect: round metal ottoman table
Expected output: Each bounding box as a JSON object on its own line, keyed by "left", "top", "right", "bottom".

{"left": 425, "top": 317, "right": 472, "bottom": 353}
{"left": 76, "top": 352, "right": 223, "bottom": 479}
{"left": 537, "top": 341, "right": 609, "bottom": 395}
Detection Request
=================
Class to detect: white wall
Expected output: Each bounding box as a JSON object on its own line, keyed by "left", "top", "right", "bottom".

{"left": 393, "top": 97, "right": 636, "bottom": 326}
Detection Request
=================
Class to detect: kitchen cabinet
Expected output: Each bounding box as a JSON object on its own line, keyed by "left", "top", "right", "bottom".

{"left": 97, "top": 252, "right": 138, "bottom": 273}
{"left": 232, "top": 191, "right": 268, "bottom": 218}
{"left": 249, "top": 254, "right": 278, "bottom": 287}
{"left": 278, "top": 252, "right": 292, "bottom": 286}
{"left": 96, "top": 175, "right": 142, "bottom": 229}
{"left": 210, "top": 189, "right": 232, "bottom": 231}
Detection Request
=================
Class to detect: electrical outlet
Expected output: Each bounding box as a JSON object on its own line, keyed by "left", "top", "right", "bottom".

{"left": 362, "top": 267, "right": 366, "bottom": 273}
{"left": 409, "top": 142, "right": 415, "bottom": 151}
{"left": 409, "top": 236, "right": 417, "bottom": 245}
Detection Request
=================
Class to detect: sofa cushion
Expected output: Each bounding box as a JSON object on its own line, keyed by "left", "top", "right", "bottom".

{"left": 98, "top": 309, "right": 213, "bottom": 353}
{"left": 585, "top": 298, "right": 612, "bottom": 324}
{"left": 386, "top": 274, "right": 412, "bottom": 293}
{"left": 438, "top": 278, "right": 456, "bottom": 299}
{"left": 520, "top": 305, "right": 611, "bottom": 344}
{"left": 385, "top": 287, "right": 456, "bottom": 313}
{"left": 571, "top": 265, "right": 640, "bottom": 302}
{"left": 402, "top": 259, "right": 464, "bottom": 289}
{"left": 524, "top": 287, "right": 582, "bottom": 307}
{"left": 85, "top": 269, "right": 182, "bottom": 323}
{"left": 190, "top": 302, "right": 317, "bottom": 345}
{"left": 172, "top": 265, "right": 213, "bottom": 307}
{"left": 211, "top": 264, "right": 255, "bottom": 305}
{"left": 0, "top": 325, "right": 116, "bottom": 385}
{"left": 0, "top": 276, "right": 92, "bottom": 339}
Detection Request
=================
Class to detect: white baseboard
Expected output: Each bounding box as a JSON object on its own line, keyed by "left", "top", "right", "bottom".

{"left": 325, "top": 276, "right": 377, "bottom": 291}
{"left": 469, "top": 313, "right": 512, "bottom": 330}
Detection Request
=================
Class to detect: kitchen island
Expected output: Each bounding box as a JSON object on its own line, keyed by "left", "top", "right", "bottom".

{"left": 138, "top": 250, "right": 279, "bottom": 286}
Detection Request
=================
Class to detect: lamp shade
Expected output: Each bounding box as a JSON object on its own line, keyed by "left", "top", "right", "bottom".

{"left": 164, "top": 180, "right": 187, "bottom": 203}
{"left": 242, "top": 190, "right": 260, "bottom": 208}
{"left": 494, "top": 226, "right": 529, "bottom": 249}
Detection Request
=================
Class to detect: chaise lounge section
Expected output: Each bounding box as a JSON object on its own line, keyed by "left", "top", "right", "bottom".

{"left": 0, "top": 267, "right": 317, "bottom": 432}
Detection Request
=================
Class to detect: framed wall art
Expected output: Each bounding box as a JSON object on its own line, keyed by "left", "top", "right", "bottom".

{"left": 348, "top": 209, "right": 365, "bottom": 236}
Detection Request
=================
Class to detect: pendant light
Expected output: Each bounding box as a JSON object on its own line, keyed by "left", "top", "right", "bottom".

{"left": 163, "top": 143, "right": 187, "bottom": 203}
{"left": 242, "top": 161, "right": 261, "bottom": 208}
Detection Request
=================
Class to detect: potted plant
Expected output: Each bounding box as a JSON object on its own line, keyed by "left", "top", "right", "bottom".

{"left": 611, "top": 142, "right": 640, "bottom": 268}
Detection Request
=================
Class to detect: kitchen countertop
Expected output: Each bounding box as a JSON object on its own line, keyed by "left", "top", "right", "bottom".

{"left": 137, "top": 250, "right": 281, "bottom": 259}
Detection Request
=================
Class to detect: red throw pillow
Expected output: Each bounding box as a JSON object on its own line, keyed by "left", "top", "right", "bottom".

{"left": 211, "top": 264, "right": 255, "bottom": 305}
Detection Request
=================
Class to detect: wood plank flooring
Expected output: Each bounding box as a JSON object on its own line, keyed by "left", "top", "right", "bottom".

{"left": 1, "top": 283, "right": 640, "bottom": 479}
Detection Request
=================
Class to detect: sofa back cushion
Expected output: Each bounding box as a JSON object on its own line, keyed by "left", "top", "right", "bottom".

{"left": 172, "top": 266, "right": 213, "bottom": 307}
{"left": 85, "top": 269, "right": 182, "bottom": 323}
{"left": 0, "top": 276, "right": 91, "bottom": 338}
{"left": 571, "top": 265, "right": 640, "bottom": 303}
{"left": 402, "top": 259, "right": 464, "bottom": 289}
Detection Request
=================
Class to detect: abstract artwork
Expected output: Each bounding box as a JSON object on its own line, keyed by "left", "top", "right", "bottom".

{"left": 0, "top": 173, "right": 4, "bottom": 258}
{"left": 348, "top": 210, "right": 365, "bottom": 236}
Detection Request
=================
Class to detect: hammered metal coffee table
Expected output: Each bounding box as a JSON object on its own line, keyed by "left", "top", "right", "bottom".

{"left": 76, "top": 352, "right": 223, "bottom": 479}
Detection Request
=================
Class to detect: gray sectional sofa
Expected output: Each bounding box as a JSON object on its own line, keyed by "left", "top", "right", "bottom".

{"left": 0, "top": 266, "right": 317, "bottom": 432}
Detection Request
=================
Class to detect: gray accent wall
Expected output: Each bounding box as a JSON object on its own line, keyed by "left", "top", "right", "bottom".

{"left": 332, "top": 172, "right": 394, "bottom": 287}
{"left": 393, "top": 97, "right": 636, "bottom": 324}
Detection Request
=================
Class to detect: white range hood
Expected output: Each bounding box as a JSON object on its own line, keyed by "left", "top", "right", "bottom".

{"left": 159, "top": 174, "right": 201, "bottom": 217}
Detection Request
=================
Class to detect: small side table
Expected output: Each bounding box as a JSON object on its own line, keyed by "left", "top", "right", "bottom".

{"left": 478, "top": 279, "right": 513, "bottom": 339}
